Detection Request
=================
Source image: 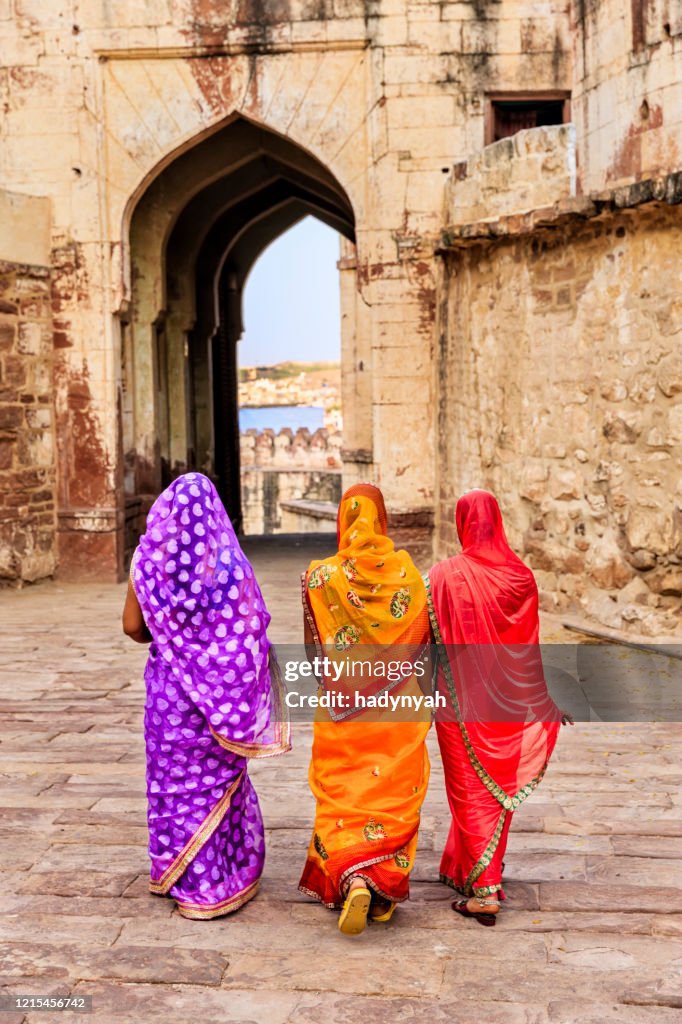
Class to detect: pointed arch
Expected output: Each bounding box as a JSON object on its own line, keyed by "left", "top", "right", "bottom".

{"left": 123, "top": 114, "right": 356, "bottom": 538}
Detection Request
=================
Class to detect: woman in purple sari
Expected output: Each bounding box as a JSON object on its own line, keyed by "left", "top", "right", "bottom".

{"left": 122, "top": 472, "right": 290, "bottom": 919}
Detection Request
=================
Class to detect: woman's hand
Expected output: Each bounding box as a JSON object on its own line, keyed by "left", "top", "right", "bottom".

{"left": 122, "top": 579, "right": 153, "bottom": 644}
{"left": 558, "top": 708, "right": 575, "bottom": 726}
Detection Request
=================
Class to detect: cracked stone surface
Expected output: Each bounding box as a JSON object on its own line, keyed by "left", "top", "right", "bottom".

{"left": 0, "top": 536, "right": 680, "bottom": 1023}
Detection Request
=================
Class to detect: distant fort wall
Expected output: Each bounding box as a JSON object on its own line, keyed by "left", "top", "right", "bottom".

{"left": 240, "top": 428, "right": 342, "bottom": 535}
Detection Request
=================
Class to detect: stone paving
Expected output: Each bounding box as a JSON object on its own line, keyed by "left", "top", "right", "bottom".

{"left": 0, "top": 536, "right": 681, "bottom": 1024}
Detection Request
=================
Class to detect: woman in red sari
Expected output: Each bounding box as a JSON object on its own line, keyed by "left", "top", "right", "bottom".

{"left": 426, "top": 490, "right": 572, "bottom": 925}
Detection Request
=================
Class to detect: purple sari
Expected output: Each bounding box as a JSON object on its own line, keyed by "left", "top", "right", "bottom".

{"left": 131, "top": 472, "right": 290, "bottom": 919}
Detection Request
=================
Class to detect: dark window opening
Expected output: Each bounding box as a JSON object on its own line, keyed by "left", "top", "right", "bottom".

{"left": 485, "top": 94, "right": 570, "bottom": 145}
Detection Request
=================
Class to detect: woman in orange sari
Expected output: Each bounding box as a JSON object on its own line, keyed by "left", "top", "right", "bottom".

{"left": 427, "top": 490, "right": 571, "bottom": 926}
{"left": 298, "top": 484, "right": 431, "bottom": 935}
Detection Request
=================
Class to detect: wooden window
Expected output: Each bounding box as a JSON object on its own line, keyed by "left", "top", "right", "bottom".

{"left": 485, "top": 93, "right": 571, "bottom": 146}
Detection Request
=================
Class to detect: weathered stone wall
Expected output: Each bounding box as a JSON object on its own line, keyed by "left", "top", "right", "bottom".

{"left": 436, "top": 200, "right": 682, "bottom": 636}
{"left": 447, "top": 123, "right": 576, "bottom": 226}
{"left": 2, "top": 0, "right": 682, "bottom": 632}
{"left": 0, "top": 189, "right": 51, "bottom": 266}
{"left": 572, "top": 0, "right": 682, "bottom": 191}
{"left": 241, "top": 470, "right": 342, "bottom": 536}
{"left": 0, "top": 186, "right": 56, "bottom": 584}
{"left": 0, "top": 261, "right": 56, "bottom": 583}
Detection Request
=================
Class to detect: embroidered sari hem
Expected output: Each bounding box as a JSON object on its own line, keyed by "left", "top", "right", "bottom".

{"left": 351, "top": 871, "right": 408, "bottom": 904}
{"left": 149, "top": 770, "right": 244, "bottom": 895}
{"left": 298, "top": 877, "right": 407, "bottom": 910}
{"left": 298, "top": 883, "right": 342, "bottom": 910}
{"left": 438, "top": 873, "right": 503, "bottom": 897}
{"left": 175, "top": 880, "right": 259, "bottom": 919}
{"left": 425, "top": 574, "right": 550, "bottom": 811}
{"left": 338, "top": 849, "right": 408, "bottom": 897}
{"left": 462, "top": 806, "right": 508, "bottom": 895}
{"left": 208, "top": 652, "right": 291, "bottom": 758}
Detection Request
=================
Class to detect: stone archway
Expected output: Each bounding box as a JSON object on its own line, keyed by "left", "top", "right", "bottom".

{"left": 48, "top": 42, "right": 438, "bottom": 581}
{"left": 125, "top": 115, "right": 355, "bottom": 542}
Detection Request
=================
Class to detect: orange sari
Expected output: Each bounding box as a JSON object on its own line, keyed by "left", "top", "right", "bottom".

{"left": 298, "top": 484, "right": 431, "bottom": 908}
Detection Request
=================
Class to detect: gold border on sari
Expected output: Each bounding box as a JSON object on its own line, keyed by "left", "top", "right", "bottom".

{"left": 175, "top": 879, "right": 260, "bottom": 919}
{"left": 439, "top": 806, "right": 508, "bottom": 896}
{"left": 298, "top": 872, "right": 401, "bottom": 910}
{"left": 338, "top": 851, "right": 399, "bottom": 896}
{"left": 462, "top": 806, "right": 508, "bottom": 895}
{"left": 302, "top": 571, "right": 324, "bottom": 657}
{"left": 149, "top": 770, "right": 244, "bottom": 896}
{"left": 297, "top": 882, "right": 342, "bottom": 911}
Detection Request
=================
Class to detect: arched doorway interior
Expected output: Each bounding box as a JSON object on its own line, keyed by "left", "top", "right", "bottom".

{"left": 124, "top": 116, "right": 355, "bottom": 540}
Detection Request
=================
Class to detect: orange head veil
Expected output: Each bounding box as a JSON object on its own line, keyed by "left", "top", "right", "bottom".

{"left": 305, "top": 483, "right": 428, "bottom": 652}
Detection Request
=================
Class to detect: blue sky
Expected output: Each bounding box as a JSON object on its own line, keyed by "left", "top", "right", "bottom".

{"left": 238, "top": 216, "right": 341, "bottom": 366}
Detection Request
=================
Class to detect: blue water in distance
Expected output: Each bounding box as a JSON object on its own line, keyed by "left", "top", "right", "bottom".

{"left": 239, "top": 405, "right": 324, "bottom": 433}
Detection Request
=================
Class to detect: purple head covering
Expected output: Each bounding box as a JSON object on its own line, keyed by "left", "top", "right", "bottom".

{"left": 132, "top": 472, "right": 289, "bottom": 758}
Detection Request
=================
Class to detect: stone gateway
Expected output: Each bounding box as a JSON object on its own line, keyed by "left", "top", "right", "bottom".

{"left": 0, "top": 1, "right": 680, "bottom": 634}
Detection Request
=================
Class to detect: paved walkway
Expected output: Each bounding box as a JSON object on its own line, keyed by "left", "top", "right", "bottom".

{"left": 0, "top": 536, "right": 681, "bottom": 1023}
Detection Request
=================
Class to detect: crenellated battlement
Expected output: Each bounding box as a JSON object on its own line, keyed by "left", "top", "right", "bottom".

{"left": 240, "top": 428, "right": 343, "bottom": 470}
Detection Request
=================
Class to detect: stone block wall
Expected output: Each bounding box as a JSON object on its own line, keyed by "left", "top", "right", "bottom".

{"left": 278, "top": 501, "right": 336, "bottom": 534}
{"left": 436, "top": 200, "right": 682, "bottom": 637}
{"left": 0, "top": 0, "right": 576, "bottom": 582}
{"left": 447, "top": 124, "right": 577, "bottom": 226}
{"left": 0, "top": 258, "right": 56, "bottom": 583}
{"left": 573, "top": 0, "right": 682, "bottom": 191}
{"left": 241, "top": 468, "right": 342, "bottom": 536}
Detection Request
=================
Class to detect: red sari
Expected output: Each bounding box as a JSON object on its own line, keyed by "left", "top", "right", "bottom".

{"left": 427, "top": 490, "right": 561, "bottom": 898}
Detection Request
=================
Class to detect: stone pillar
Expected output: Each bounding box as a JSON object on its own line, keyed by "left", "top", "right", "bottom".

{"left": 164, "top": 265, "right": 195, "bottom": 477}
{"left": 339, "top": 239, "right": 374, "bottom": 485}
{"left": 362, "top": 235, "right": 437, "bottom": 564}
{"left": 164, "top": 313, "right": 191, "bottom": 476}
{"left": 213, "top": 274, "right": 242, "bottom": 530}
{"left": 0, "top": 270, "right": 56, "bottom": 581}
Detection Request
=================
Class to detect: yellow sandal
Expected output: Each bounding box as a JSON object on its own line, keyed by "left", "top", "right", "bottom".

{"left": 370, "top": 902, "right": 396, "bottom": 923}
{"left": 338, "top": 886, "right": 372, "bottom": 935}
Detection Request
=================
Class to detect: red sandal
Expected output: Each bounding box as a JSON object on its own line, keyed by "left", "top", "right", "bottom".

{"left": 452, "top": 896, "right": 500, "bottom": 927}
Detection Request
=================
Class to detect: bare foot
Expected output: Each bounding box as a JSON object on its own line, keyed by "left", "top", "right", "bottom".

{"left": 370, "top": 896, "right": 392, "bottom": 917}
{"left": 466, "top": 895, "right": 500, "bottom": 916}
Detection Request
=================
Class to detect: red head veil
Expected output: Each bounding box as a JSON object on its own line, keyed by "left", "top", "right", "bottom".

{"left": 449, "top": 489, "right": 541, "bottom": 645}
